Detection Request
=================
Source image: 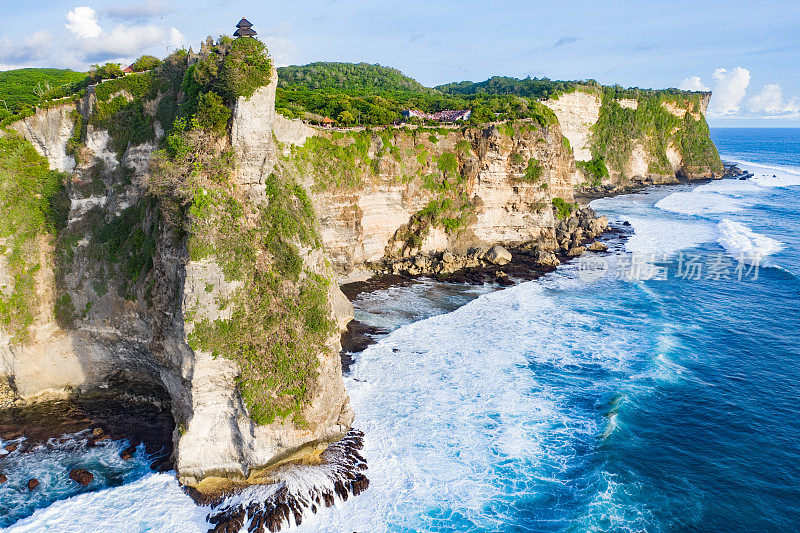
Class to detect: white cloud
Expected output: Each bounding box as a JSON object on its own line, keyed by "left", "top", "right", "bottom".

{"left": 261, "top": 23, "right": 299, "bottom": 67}
{"left": 0, "top": 30, "right": 53, "bottom": 65}
{"left": 60, "top": 6, "right": 189, "bottom": 66}
{"left": 65, "top": 7, "right": 102, "bottom": 39}
{"left": 708, "top": 67, "right": 750, "bottom": 116}
{"left": 73, "top": 24, "right": 186, "bottom": 62}
{"left": 679, "top": 76, "right": 709, "bottom": 92}
{"left": 168, "top": 27, "right": 188, "bottom": 49}
{"left": 748, "top": 84, "right": 800, "bottom": 116}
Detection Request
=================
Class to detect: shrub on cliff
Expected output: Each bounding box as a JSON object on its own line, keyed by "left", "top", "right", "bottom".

{"left": 89, "top": 63, "right": 124, "bottom": 82}
{"left": 0, "top": 133, "right": 69, "bottom": 343}
{"left": 576, "top": 156, "right": 609, "bottom": 186}
{"left": 195, "top": 91, "right": 231, "bottom": 134}
{"left": 552, "top": 197, "right": 576, "bottom": 220}
{"left": 193, "top": 36, "right": 272, "bottom": 104}
{"left": 521, "top": 158, "right": 544, "bottom": 183}
{"left": 130, "top": 55, "right": 162, "bottom": 72}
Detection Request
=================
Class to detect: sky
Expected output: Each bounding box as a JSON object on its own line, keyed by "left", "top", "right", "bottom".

{"left": 1, "top": 0, "right": 799, "bottom": 126}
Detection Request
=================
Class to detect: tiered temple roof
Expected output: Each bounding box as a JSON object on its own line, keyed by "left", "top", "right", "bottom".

{"left": 234, "top": 18, "right": 257, "bottom": 38}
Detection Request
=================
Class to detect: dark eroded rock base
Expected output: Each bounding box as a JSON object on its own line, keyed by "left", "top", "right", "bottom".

{"left": 202, "top": 429, "right": 369, "bottom": 533}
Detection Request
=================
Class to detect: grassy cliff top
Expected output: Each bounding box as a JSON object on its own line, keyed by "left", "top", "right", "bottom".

{"left": 0, "top": 69, "right": 86, "bottom": 117}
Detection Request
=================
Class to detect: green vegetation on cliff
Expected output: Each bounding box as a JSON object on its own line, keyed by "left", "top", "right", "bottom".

{"left": 0, "top": 132, "right": 69, "bottom": 343}
{"left": 287, "top": 132, "right": 372, "bottom": 190}
{"left": 149, "top": 98, "right": 333, "bottom": 426}
{"left": 576, "top": 156, "right": 610, "bottom": 186}
{"left": 275, "top": 63, "right": 569, "bottom": 126}
{"left": 677, "top": 112, "right": 723, "bottom": 173}
{"left": 0, "top": 69, "right": 86, "bottom": 117}
{"left": 436, "top": 76, "right": 577, "bottom": 100}
{"left": 190, "top": 36, "right": 273, "bottom": 104}
{"left": 552, "top": 197, "right": 577, "bottom": 219}
{"left": 278, "top": 62, "right": 426, "bottom": 93}
{"left": 589, "top": 87, "right": 722, "bottom": 178}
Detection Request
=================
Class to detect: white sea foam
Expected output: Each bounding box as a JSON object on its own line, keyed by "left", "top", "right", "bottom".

{"left": 296, "top": 270, "right": 668, "bottom": 532}
{"left": 6, "top": 473, "right": 209, "bottom": 532}
{"left": 726, "top": 158, "right": 800, "bottom": 187}
{"left": 654, "top": 191, "right": 746, "bottom": 216}
{"left": 716, "top": 219, "right": 783, "bottom": 265}
{"left": 624, "top": 216, "right": 717, "bottom": 256}
{"left": 693, "top": 178, "right": 765, "bottom": 196}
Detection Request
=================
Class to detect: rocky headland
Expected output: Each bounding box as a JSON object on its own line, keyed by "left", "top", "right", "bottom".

{"left": 0, "top": 36, "right": 726, "bottom": 532}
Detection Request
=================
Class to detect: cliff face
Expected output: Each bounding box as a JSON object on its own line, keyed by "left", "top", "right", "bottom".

{"left": 0, "top": 74, "right": 352, "bottom": 490}
{"left": 175, "top": 74, "right": 353, "bottom": 488}
{"left": 291, "top": 121, "right": 576, "bottom": 280}
{"left": 542, "top": 90, "right": 601, "bottom": 163}
{"left": 543, "top": 88, "right": 722, "bottom": 194}
{"left": 10, "top": 104, "right": 76, "bottom": 173}
{"left": 0, "top": 62, "right": 722, "bottom": 490}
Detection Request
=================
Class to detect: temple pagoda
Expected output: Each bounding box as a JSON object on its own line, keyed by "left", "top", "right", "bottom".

{"left": 234, "top": 18, "right": 257, "bottom": 38}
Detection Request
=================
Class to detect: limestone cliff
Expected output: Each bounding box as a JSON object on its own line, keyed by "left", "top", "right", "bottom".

{"left": 285, "top": 120, "right": 582, "bottom": 280}
{"left": 543, "top": 87, "right": 722, "bottom": 195}
{"left": 0, "top": 54, "right": 721, "bottom": 494}
{"left": 0, "top": 64, "right": 353, "bottom": 491}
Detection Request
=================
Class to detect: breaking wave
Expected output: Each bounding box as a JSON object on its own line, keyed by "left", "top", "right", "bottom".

{"left": 716, "top": 219, "right": 784, "bottom": 265}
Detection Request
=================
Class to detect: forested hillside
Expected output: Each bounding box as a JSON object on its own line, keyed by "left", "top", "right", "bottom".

{"left": 275, "top": 63, "right": 558, "bottom": 126}
{"left": 0, "top": 69, "right": 86, "bottom": 118}
{"left": 436, "top": 76, "right": 577, "bottom": 100}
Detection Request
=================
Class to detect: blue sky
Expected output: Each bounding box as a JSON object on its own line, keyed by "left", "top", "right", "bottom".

{"left": 1, "top": 0, "right": 799, "bottom": 126}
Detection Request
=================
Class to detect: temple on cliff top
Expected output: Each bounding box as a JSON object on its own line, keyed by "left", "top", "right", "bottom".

{"left": 234, "top": 18, "right": 257, "bottom": 38}
{"left": 402, "top": 109, "right": 472, "bottom": 123}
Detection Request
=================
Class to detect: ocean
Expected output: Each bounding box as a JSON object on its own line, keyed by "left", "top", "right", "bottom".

{"left": 3, "top": 128, "right": 799, "bottom": 531}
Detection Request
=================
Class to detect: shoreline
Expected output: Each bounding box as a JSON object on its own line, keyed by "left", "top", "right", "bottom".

{"left": 0, "top": 166, "right": 745, "bottom": 531}
{"left": 340, "top": 222, "right": 632, "bottom": 366}
{"left": 574, "top": 162, "right": 746, "bottom": 204}
{"left": 339, "top": 165, "right": 751, "bottom": 364}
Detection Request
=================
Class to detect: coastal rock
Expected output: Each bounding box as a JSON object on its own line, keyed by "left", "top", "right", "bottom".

{"left": 588, "top": 241, "right": 608, "bottom": 252}
{"left": 88, "top": 434, "right": 109, "bottom": 447}
{"left": 27, "top": 478, "right": 39, "bottom": 491}
{"left": 175, "top": 70, "right": 354, "bottom": 488}
{"left": 120, "top": 444, "right": 137, "bottom": 461}
{"left": 69, "top": 469, "right": 94, "bottom": 486}
{"left": 0, "top": 473, "right": 6, "bottom": 483}
{"left": 536, "top": 251, "right": 561, "bottom": 268}
{"left": 4, "top": 444, "right": 17, "bottom": 454}
{"left": 484, "top": 245, "right": 512, "bottom": 266}
{"left": 203, "top": 429, "right": 369, "bottom": 533}
{"left": 567, "top": 246, "right": 586, "bottom": 257}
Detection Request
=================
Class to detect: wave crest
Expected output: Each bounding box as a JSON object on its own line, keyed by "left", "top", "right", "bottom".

{"left": 717, "top": 219, "right": 783, "bottom": 264}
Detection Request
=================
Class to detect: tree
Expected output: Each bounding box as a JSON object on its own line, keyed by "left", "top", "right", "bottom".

{"left": 131, "top": 55, "right": 162, "bottom": 72}
{"left": 337, "top": 110, "right": 355, "bottom": 125}
{"left": 90, "top": 63, "right": 124, "bottom": 81}
{"left": 192, "top": 36, "right": 273, "bottom": 104}
{"left": 194, "top": 91, "right": 231, "bottom": 134}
